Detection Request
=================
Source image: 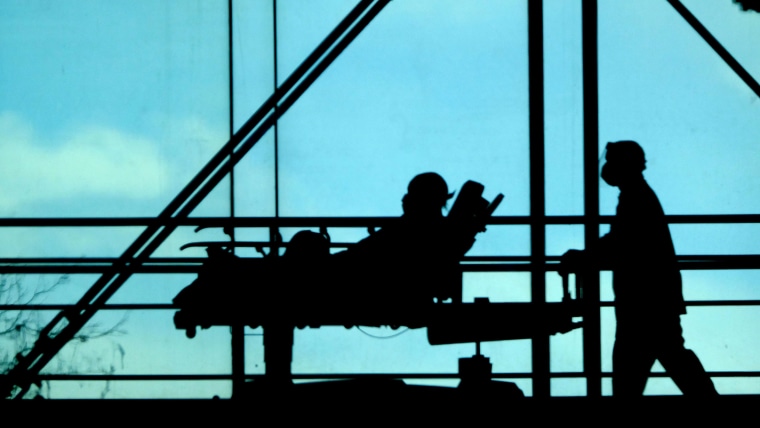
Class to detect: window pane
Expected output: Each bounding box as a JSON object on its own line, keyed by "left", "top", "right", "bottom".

{"left": 598, "top": 0, "right": 760, "bottom": 216}
{"left": 0, "top": 0, "right": 231, "bottom": 399}
{"left": 277, "top": 0, "right": 529, "bottom": 217}
{"left": 233, "top": 0, "right": 276, "bottom": 217}
{"left": 544, "top": 0, "right": 584, "bottom": 216}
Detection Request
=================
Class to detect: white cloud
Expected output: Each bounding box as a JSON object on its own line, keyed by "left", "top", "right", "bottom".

{"left": 0, "top": 111, "right": 246, "bottom": 217}
{"left": 0, "top": 111, "right": 277, "bottom": 256}
{"left": 0, "top": 112, "right": 171, "bottom": 211}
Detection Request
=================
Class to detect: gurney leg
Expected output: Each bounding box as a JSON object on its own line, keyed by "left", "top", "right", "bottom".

{"left": 263, "top": 324, "right": 294, "bottom": 386}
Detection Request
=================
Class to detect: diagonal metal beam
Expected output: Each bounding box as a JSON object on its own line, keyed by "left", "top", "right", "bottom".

{"left": 667, "top": 0, "right": 760, "bottom": 99}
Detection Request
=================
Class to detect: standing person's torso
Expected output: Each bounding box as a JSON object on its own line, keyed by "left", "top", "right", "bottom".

{"left": 610, "top": 181, "right": 685, "bottom": 318}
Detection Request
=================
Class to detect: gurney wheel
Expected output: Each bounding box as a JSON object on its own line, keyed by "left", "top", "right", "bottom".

{"left": 185, "top": 327, "right": 196, "bottom": 339}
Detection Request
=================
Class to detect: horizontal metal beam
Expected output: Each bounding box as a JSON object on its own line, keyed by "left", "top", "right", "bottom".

{"left": 26, "top": 370, "right": 760, "bottom": 381}
{"left": 3, "top": 299, "right": 759, "bottom": 312}
{"left": 2, "top": 255, "right": 759, "bottom": 264}
{"left": 2, "top": 259, "right": 760, "bottom": 274}
{"left": 1, "top": 256, "right": 759, "bottom": 274}
{"left": 1, "top": 214, "right": 760, "bottom": 227}
{"left": 0, "top": 304, "right": 176, "bottom": 310}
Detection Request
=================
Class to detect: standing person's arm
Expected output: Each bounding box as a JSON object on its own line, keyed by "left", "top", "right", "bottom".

{"left": 559, "top": 207, "right": 619, "bottom": 275}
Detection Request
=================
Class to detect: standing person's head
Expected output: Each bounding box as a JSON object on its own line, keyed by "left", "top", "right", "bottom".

{"left": 402, "top": 172, "right": 453, "bottom": 219}
{"left": 601, "top": 140, "right": 646, "bottom": 187}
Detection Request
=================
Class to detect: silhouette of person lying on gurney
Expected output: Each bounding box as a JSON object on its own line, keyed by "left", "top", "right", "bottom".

{"left": 173, "top": 172, "right": 503, "bottom": 336}
{"left": 173, "top": 172, "right": 580, "bottom": 339}
{"left": 306, "top": 172, "right": 500, "bottom": 304}
{"left": 336, "top": 171, "right": 481, "bottom": 262}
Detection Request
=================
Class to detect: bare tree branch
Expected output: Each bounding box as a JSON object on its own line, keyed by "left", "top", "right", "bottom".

{"left": 0, "top": 274, "right": 127, "bottom": 398}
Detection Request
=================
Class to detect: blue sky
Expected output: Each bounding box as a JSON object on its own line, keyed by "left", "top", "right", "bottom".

{"left": 1, "top": 0, "right": 759, "bottom": 398}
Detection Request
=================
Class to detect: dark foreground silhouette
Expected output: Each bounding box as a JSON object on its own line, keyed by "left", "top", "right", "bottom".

{"left": 561, "top": 141, "right": 718, "bottom": 397}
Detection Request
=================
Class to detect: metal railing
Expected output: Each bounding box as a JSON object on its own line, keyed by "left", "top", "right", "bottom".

{"left": 1, "top": 214, "right": 759, "bottom": 397}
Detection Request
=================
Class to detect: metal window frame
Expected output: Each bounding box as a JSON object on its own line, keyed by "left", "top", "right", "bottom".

{"left": 2, "top": 0, "right": 760, "bottom": 399}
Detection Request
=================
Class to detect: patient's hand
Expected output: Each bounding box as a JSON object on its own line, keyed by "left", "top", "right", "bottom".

{"left": 558, "top": 249, "right": 586, "bottom": 276}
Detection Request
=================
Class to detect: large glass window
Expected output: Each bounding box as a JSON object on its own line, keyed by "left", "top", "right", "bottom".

{"left": 1, "top": 0, "right": 758, "bottom": 399}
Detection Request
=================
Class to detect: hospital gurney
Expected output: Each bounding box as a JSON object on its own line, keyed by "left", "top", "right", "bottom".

{"left": 172, "top": 247, "right": 581, "bottom": 342}
{"left": 171, "top": 181, "right": 582, "bottom": 396}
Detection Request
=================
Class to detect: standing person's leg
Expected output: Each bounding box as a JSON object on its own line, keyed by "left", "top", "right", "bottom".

{"left": 612, "top": 322, "right": 656, "bottom": 397}
{"left": 656, "top": 317, "right": 718, "bottom": 396}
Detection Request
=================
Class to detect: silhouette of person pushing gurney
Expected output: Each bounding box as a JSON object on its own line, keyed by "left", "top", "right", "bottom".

{"left": 560, "top": 141, "right": 717, "bottom": 397}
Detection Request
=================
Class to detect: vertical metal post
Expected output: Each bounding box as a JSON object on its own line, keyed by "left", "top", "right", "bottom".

{"left": 273, "top": 0, "right": 281, "bottom": 217}
{"left": 227, "top": 0, "right": 236, "bottom": 227}
{"left": 228, "top": 0, "right": 245, "bottom": 399}
{"left": 582, "top": 0, "right": 602, "bottom": 398}
{"left": 528, "top": 0, "right": 549, "bottom": 398}
{"left": 231, "top": 324, "right": 245, "bottom": 398}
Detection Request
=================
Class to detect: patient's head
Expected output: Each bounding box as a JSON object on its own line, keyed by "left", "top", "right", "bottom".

{"left": 402, "top": 172, "right": 453, "bottom": 219}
